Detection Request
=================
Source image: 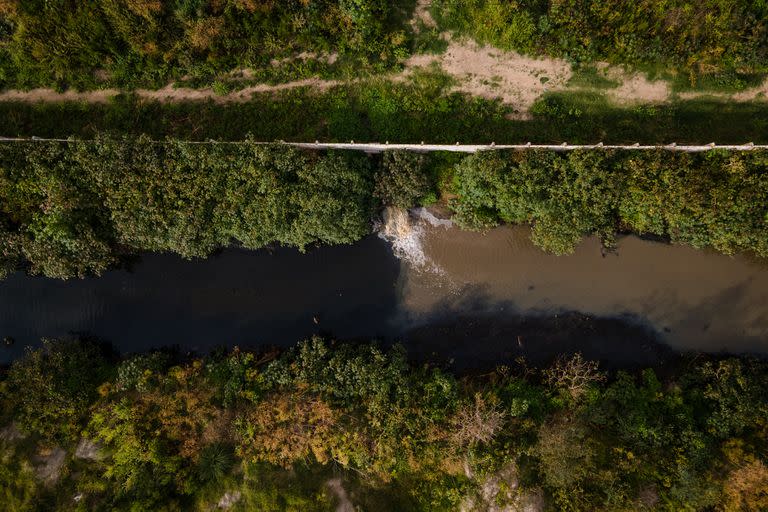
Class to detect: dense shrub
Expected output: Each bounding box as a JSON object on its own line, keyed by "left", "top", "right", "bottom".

{"left": 0, "top": 0, "right": 407, "bottom": 90}
{"left": 1, "top": 142, "right": 767, "bottom": 278}
{"left": 451, "top": 149, "right": 768, "bottom": 256}
{"left": 3, "top": 339, "right": 112, "bottom": 442}
{"left": 433, "top": 0, "right": 768, "bottom": 85}
{"left": 1, "top": 338, "right": 767, "bottom": 510}
{"left": 0, "top": 139, "right": 375, "bottom": 278}
{"left": 374, "top": 150, "right": 431, "bottom": 208}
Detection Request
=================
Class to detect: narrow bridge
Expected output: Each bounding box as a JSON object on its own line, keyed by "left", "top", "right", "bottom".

{"left": 1, "top": 137, "right": 765, "bottom": 152}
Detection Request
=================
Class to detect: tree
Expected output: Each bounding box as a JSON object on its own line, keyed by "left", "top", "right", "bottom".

{"left": 5, "top": 338, "right": 112, "bottom": 442}
{"left": 374, "top": 150, "right": 431, "bottom": 208}
{"left": 723, "top": 460, "right": 768, "bottom": 511}
{"left": 89, "top": 361, "right": 225, "bottom": 508}
{"left": 544, "top": 352, "right": 606, "bottom": 402}
{"left": 450, "top": 393, "right": 505, "bottom": 448}
{"left": 533, "top": 413, "right": 597, "bottom": 490}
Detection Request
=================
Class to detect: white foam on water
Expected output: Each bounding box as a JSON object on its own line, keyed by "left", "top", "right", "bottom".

{"left": 412, "top": 207, "right": 454, "bottom": 228}
{"left": 376, "top": 207, "right": 450, "bottom": 274}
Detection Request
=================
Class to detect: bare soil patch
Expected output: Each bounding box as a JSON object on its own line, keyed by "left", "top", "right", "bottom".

{"left": 137, "top": 78, "right": 342, "bottom": 103}
{"left": 0, "top": 88, "right": 117, "bottom": 104}
{"left": 408, "top": 40, "right": 572, "bottom": 117}
{"left": 411, "top": 0, "right": 437, "bottom": 33}
{"left": 603, "top": 68, "right": 671, "bottom": 104}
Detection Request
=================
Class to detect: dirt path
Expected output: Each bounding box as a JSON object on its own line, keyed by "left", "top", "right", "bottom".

{"left": 411, "top": 0, "right": 437, "bottom": 33}
{"left": 0, "top": 78, "right": 343, "bottom": 105}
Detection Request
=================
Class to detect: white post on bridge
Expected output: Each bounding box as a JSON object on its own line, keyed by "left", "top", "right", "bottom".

{"left": 0, "top": 137, "right": 766, "bottom": 152}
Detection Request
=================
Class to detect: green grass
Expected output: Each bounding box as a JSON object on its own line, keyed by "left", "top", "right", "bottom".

{"left": 566, "top": 66, "right": 620, "bottom": 90}
{"left": 1, "top": 75, "right": 768, "bottom": 144}
{"left": 670, "top": 70, "right": 768, "bottom": 94}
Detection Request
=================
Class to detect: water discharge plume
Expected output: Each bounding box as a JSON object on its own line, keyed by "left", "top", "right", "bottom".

{"left": 412, "top": 207, "right": 454, "bottom": 228}
{"left": 376, "top": 207, "right": 450, "bottom": 273}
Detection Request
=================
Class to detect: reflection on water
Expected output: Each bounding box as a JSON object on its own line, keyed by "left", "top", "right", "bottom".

{"left": 0, "top": 237, "right": 401, "bottom": 363}
{"left": 1, "top": 219, "right": 767, "bottom": 364}
{"left": 399, "top": 223, "right": 768, "bottom": 354}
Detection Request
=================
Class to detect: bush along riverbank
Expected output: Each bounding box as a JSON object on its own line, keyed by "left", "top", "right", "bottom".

{"left": 1, "top": 140, "right": 767, "bottom": 279}
{"left": 0, "top": 337, "right": 767, "bottom": 511}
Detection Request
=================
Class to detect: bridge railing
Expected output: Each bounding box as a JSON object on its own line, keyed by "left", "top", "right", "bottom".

{"left": 0, "top": 137, "right": 764, "bottom": 153}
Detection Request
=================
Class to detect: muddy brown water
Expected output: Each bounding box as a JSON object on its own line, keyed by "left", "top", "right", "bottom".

{"left": 400, "top": 224, "right": 768, "bottom": 354}
{"left": 1, "top": 224, "right": 767, "bottom": 366}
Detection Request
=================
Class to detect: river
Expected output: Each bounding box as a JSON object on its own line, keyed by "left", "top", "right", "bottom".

{"left": 1, "top": 213, "right": 767, "bottom": 366}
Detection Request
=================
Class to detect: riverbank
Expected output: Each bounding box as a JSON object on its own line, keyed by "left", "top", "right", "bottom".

{"left": 2, "top": 142, "right": 767, "bottom": 280}
{"left": 1, "top": 336, "right": 766, "bottom": 512}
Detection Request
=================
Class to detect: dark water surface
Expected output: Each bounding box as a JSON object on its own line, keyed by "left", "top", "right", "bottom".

{"left": 0, "top": 237, "right": 400, "bottom": 363}
{"left": 2, "top": 224, "right": 768, "bottom": 367}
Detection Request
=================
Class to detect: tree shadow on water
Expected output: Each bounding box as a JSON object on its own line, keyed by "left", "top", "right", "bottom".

{"left": 395, "top": 284, "right": 675, "bottom": 372}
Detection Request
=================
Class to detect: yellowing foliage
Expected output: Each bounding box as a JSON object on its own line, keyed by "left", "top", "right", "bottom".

{"left": 238, "top": 391, "right": 338, "bottom": 467}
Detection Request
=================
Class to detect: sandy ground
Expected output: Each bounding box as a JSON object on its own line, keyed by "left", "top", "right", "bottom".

{"left": 411, "top": 0, "right": 437, "bottom": 32}
{"left": 603, "top": 70, "right": 671, "bottom": 104}
{"left": 407, "top": 40, "right": 572, "bottom": 117}
{"left": 0, "top": 78, "right": 342, "bottom": 104}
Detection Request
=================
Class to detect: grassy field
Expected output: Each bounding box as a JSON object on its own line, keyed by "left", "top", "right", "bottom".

{"left": 2, "top": 78, "right": 768, "bottom": 144}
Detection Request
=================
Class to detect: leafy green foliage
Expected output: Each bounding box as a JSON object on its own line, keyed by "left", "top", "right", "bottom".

{"left": 88, "top": 360, "right": 225, "bottom": 510}
{"left": 0, "top": 139, "right": 375, "bottom": 278}
{"left": 0, "top": 0, "right": 408, "bottom": 90}
{"left": 236, "top": 463, "right": 335, "bottom": 512}
{"left": 115, "top": 352, "right": 170, "bottom": 392}
{"left": 0, "top": 444, "right": 37, "bottom": 512}
{"left": 0, "top": 140, "right": 117, "bottom": 278}
{"left": 258, "top": 337, "right": 461, "bottom": 482}
{"left": 1, "top": 337, "right": 768, "bottom": 510}
{"left": 3, "top": 339, "right": 112, "bottom": 442}
{"left": 451, "top": 149, "right": 768, "bottom": 256}
{"left": 197, "top": 444, "right": 234, "bottom": 484}
{"left": 374, "top": 150, "right": 432, "bottom": 208}
{"left": 433, "top": 0, "right": 768, "bottom": 85}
